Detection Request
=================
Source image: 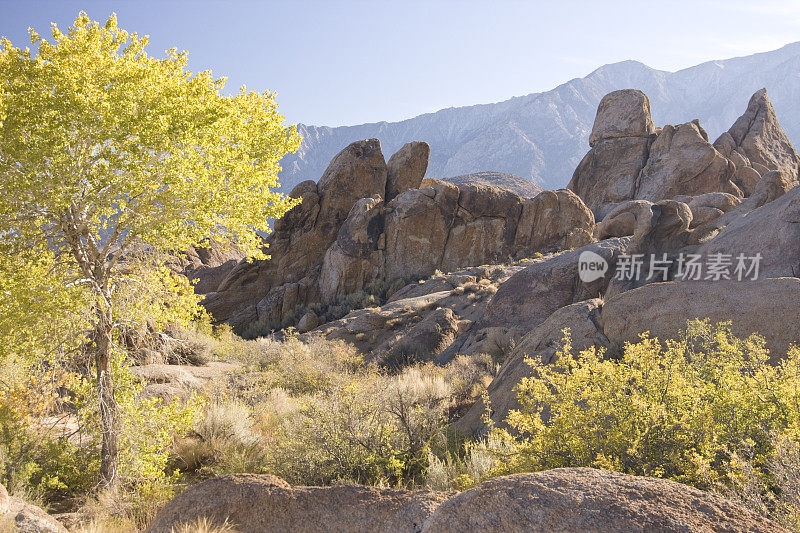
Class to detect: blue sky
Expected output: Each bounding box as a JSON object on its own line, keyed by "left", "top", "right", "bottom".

{"left": 2, "top": 0, "right": 799, "bottom": 127}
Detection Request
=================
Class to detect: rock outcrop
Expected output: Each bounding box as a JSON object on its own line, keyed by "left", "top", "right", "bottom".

{"left": 588, "top": 89, "right": 657, "bottom": 146}
{"left": 313, "top": 264, "right": 522, "bottom": 364}
{"left": 386, "top": 141, "right": 430, "bottom": 201}
{"left": 320, "top": 181, "right": 593, "bottom": 305}
{"left": 421, "top": 469, "right": 783, "bottom": 533}
{"left": 145, "top": 473, "right": 450, "bottom": 533}
{"left": 570, "top": 88, "right": 797, "bottom": 216}
{"left": 635, "top": 120, "right": 740, "bottom": 201}
{"left": 202, "top": 139, "right": 392, "bottom": 330}
{"left": 568, "top": 90, "right": 657, "bottom": 212}
{"left": 477, "top": 239, "right": 628, "bottom": 334}
{"left": 204, "top": 141, "right": 595, "bottom": 335}
{"left": 723, "top": 88, "right": 800, "bottom": 181}
{"left": 696, "top": 183, "right": 800, "bottom": 278}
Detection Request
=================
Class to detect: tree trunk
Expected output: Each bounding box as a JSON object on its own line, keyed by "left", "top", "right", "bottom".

{"left": 95, "top": 313, "right": 119, "bottom": 489}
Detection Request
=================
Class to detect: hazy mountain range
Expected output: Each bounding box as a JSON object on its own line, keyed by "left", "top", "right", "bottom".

{"left": 279, "top": 42, "right": 800, "bottom": 192}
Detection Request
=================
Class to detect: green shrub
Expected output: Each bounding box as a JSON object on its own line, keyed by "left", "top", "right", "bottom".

{"left": 0, "top": 404, "right": 98, "bottom": 509}
{"left": 492, "top": 320, "right": 800, "bottom": 494}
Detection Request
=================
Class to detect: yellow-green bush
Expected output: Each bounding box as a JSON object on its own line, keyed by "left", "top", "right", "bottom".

{"left": 493, "top": 320, "right": 800, "bottom": 495}
{"left": 72, "top": 356, "right": 204, "bottom": 517}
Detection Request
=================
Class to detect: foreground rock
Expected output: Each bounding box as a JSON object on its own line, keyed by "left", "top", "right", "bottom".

{"left": 147, "top": 470, "right": 782, "bottom": 533}
{"left": 0, "top": 483, "right": 66, "bottom": 533}
{"left": 145, "top": 474, "right": 450, "bottom": 533}
{"left": 421, "top": 469, "right": 784, "bottom": 533}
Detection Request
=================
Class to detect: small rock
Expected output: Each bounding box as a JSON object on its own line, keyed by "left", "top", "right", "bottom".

{"left": 297, "top": 311, "right": 319, "bottom": 333}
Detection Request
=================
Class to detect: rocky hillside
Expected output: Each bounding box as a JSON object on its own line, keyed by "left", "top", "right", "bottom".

{"left": 191, "top": 84, "right": 800, "bottom": 430}
{"left": 280, "top": 42, "right": 800, "bottom": 192}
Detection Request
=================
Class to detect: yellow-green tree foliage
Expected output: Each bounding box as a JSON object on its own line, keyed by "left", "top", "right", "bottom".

{"left": 493, "top": 320, "right": 800, "bottom": 491}
{"left": 0, "top": 12, "right": 300, "bottom": 486}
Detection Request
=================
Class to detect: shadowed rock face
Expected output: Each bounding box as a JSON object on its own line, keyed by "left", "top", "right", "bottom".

{"left": 420, "top": 469, "right": 784, "bottom": 533}
{"left": 202, "top": 138, "right": 390, "bottom": 330}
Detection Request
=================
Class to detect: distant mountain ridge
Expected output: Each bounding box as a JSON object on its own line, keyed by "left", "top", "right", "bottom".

{"left": 279, "top": 42, "right": 800, "bottom": 192}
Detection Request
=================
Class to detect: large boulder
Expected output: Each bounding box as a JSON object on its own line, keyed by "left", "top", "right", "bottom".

{"left": 725, "top": 88, "right": 800, "bottom": 181}
{"left": 319, "top": 195, "right": 386, "bottom": 302}
{"left": 595, "top": 200, "right": 655, "bottom": 240}
{"left": 374, "top": 307, "right": 461, "bottom": 368}
{"left": 635, "top": 121, "right": 740, "bottom": 202}
{"left": 588, "top": 89, "right": 657, "bottom": 146}
{"left": 145, "top": 474, "right": 450, "bottom": 533}
{"left": 568, "top": 136, "right": 652, "bottom": 215}
{"left": 380, "top": 180, "right": 458, "bottom": 281}
{"left": 696, "top": 183, "right": 800, "bottom": 278}
{"left": 601, "top": 278, "right": 800, "bottom": 359}
{"left": 684, "top": 192, "right": 742, "bottom": 229}
{"left": 569, "top": 90, "right": 656, "bottom": 213}
{"left": 603, "top": 199, "right": 694, "bottom": 298}
{"left": 420, "top": 469, "right": 784, "bottom": 533}
{"left": 386, "top": 141, "right": 430, "bottom": 201}
{"left": 478, "top": 239, "right": 629, "bottom": 334}
{"left": 437, "top": 182, "right": 524, "bottom": 273}
{"left": 514, "top": 189, "right": 595, "bottom": 255}
{"left": 0, "top": 482, "right": 67, "bottom": 533}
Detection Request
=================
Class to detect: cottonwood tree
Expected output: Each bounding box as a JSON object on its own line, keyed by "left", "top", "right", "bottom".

{"left": 0, "top": 13, "right": 300, "bottom": 487}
